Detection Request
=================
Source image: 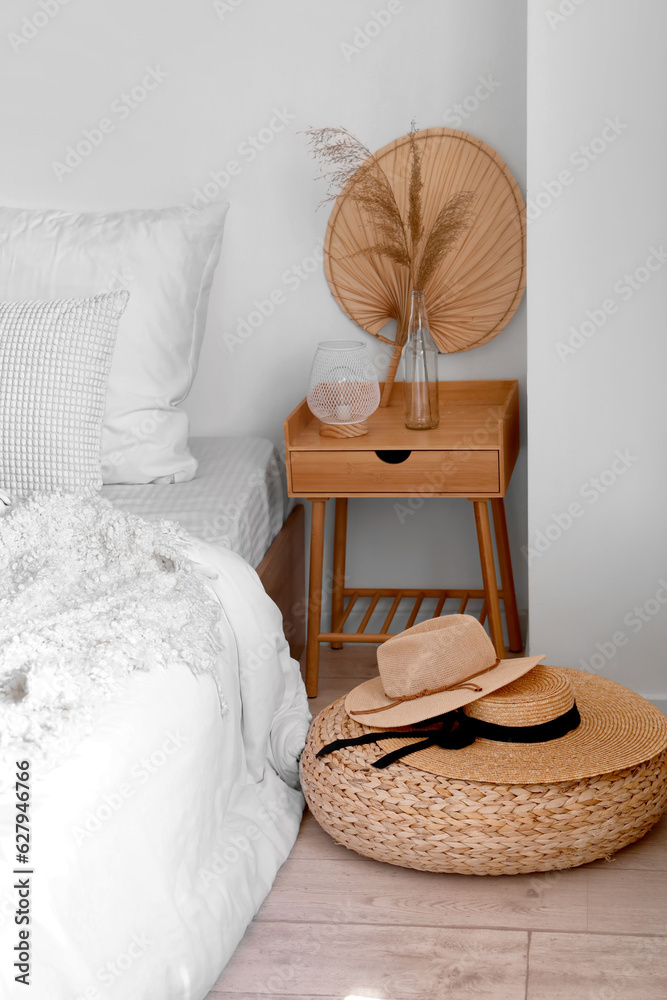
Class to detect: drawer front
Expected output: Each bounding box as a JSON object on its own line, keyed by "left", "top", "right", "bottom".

{"left": 290, "top": 450, "right": 499, "bottom": 496}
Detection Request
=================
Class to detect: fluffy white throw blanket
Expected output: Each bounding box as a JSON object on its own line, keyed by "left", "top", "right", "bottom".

{"left": 0, "top": 494, "right": 225, "bottom": 777}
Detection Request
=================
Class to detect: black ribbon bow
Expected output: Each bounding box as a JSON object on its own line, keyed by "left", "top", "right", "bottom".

{"left": 316, "top": 703, "right": 581, "bottom": 769}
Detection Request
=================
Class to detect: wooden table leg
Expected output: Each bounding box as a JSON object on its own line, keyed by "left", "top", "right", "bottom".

{"left": 471, "top": 499, "right": 506, "bottom": 659}
{"left": 306, "top": 498, "right": 327, "bottom": 698}
{"left": 330, "top": 497, "right": 348, "bottom": 649}
{"left": 491, "top": 498, "right": 523, "bottom": 652}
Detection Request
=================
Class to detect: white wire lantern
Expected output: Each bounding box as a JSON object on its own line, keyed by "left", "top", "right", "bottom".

{"left": 307, "top": 340, "right": 380, "bottom": 437}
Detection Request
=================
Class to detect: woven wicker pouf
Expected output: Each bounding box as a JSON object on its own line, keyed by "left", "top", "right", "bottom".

{"left": 301, "top": 691, "right": 667, "bottom": 876}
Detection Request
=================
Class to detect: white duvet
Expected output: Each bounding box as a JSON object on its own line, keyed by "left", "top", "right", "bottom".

{"left": 0, "top": 499, "right": 310, "bottom": 999}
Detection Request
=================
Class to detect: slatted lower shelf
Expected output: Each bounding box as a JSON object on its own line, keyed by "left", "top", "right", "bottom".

{"left": 320, "top": 587, "right": 513, "bottom": 644}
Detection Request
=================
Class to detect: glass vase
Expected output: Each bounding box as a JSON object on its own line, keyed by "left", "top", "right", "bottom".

{"left": 402, "top": 289, "right": 439, "bottom": 430}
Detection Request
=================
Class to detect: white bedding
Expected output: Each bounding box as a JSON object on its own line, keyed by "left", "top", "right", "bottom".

{"left": 0, "top": 507, "right": 310, "bottom": 999}
{"left": 102, "top": 436, "right": 291, "bottom": 569}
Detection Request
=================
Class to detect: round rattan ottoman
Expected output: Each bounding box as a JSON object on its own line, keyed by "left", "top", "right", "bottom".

{"left": 301, "top": 689, "right": 667, "bottom": 876}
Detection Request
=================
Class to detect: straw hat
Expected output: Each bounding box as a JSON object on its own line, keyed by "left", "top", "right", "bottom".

{"left": 344, "top": 615, "right": 544, "bottom": 728}
{"left": 347, "top": 665, "right": 667, "bottom": 784}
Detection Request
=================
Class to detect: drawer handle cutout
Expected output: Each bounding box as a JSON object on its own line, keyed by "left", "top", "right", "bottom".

{"left": 375, "top": 450, "right": 412, "bottom": 465}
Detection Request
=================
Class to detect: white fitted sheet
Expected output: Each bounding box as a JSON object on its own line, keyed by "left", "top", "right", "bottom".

{"left": 102, "top": 436, "right": 291, "bottom": 568}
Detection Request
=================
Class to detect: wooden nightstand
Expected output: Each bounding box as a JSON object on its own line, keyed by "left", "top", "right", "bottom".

{"left": 284, "top": 381, "right": 522, "bottom": 697}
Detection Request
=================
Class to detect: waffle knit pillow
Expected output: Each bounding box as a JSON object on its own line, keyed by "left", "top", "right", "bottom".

{"left": 0, "top": 291, "right": 129, "bottom": 497}
{"left": 0, "top": 202, "right": 228, "bottom": 485}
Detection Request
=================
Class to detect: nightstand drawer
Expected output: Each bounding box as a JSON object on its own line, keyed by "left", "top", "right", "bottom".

{"left": 290, "top": 449, "right": 499, "bottom": 496}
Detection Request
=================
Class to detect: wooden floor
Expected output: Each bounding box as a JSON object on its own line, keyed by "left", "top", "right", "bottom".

{"left": 209, "top": 644, "right": 667, "bottom": 1000}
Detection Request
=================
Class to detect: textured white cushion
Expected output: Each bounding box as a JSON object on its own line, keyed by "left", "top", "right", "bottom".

{"left": 0, "top": 202, "right": 228, "bottom": 484}
{"left": 0, "top": 291, "right": 129, "bottom": 497}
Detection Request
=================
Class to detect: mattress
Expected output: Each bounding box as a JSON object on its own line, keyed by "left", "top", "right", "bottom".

{"left": 102, "top": 436, "right": 291, "bottom": 568}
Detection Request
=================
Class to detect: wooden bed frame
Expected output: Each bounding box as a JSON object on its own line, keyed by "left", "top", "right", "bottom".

{"left": 256, "top": 503, "right": 305, "bottom": 662}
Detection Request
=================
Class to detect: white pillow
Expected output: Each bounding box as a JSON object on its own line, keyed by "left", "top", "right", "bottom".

{"left": 0, "top": 291, "right": 129, "bottom": 497}
{"left": 0, "top": 202, "right": 228, "bottom": 484}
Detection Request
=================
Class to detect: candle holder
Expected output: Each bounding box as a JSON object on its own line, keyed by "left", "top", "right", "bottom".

{"left": 307, "top": 340, "right": 380, "bottom": 438}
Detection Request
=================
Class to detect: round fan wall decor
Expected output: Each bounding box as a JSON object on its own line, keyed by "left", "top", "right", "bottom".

{"left": 323, "top": 127, "right": 526, "bottom": 357}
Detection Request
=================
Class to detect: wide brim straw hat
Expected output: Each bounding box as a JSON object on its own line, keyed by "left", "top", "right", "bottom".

{"left": 353, "top": 665, "right": 667, "bottom": 784}
{"left": 345, "top": 614, "right": 544, "bottom": 728}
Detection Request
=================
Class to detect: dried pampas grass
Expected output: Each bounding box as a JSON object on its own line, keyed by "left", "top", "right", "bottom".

{"left": 305, "top": 122, "right": 474, "bottom": 293}
{"left": 306, "top": 126, "right": 526, "bottom": 404}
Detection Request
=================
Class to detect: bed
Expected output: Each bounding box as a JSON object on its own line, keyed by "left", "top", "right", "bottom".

{"left": 102, "top": 435, "right": 306, "bottom": 662}
{"left": 0, "top": 202, "right": 310, "bottom": 999}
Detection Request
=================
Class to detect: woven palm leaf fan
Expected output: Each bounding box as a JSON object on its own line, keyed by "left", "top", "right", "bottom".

{"left": 322, "top": 127, "right": 526, "bottom": 405}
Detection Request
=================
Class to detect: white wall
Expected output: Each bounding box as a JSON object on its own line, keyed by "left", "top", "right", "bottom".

{"left": 0, "top": 0, "right": 527, "bottom": 618}
{"left": 527, "top": 0, "right": 667, "bottom": 701}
